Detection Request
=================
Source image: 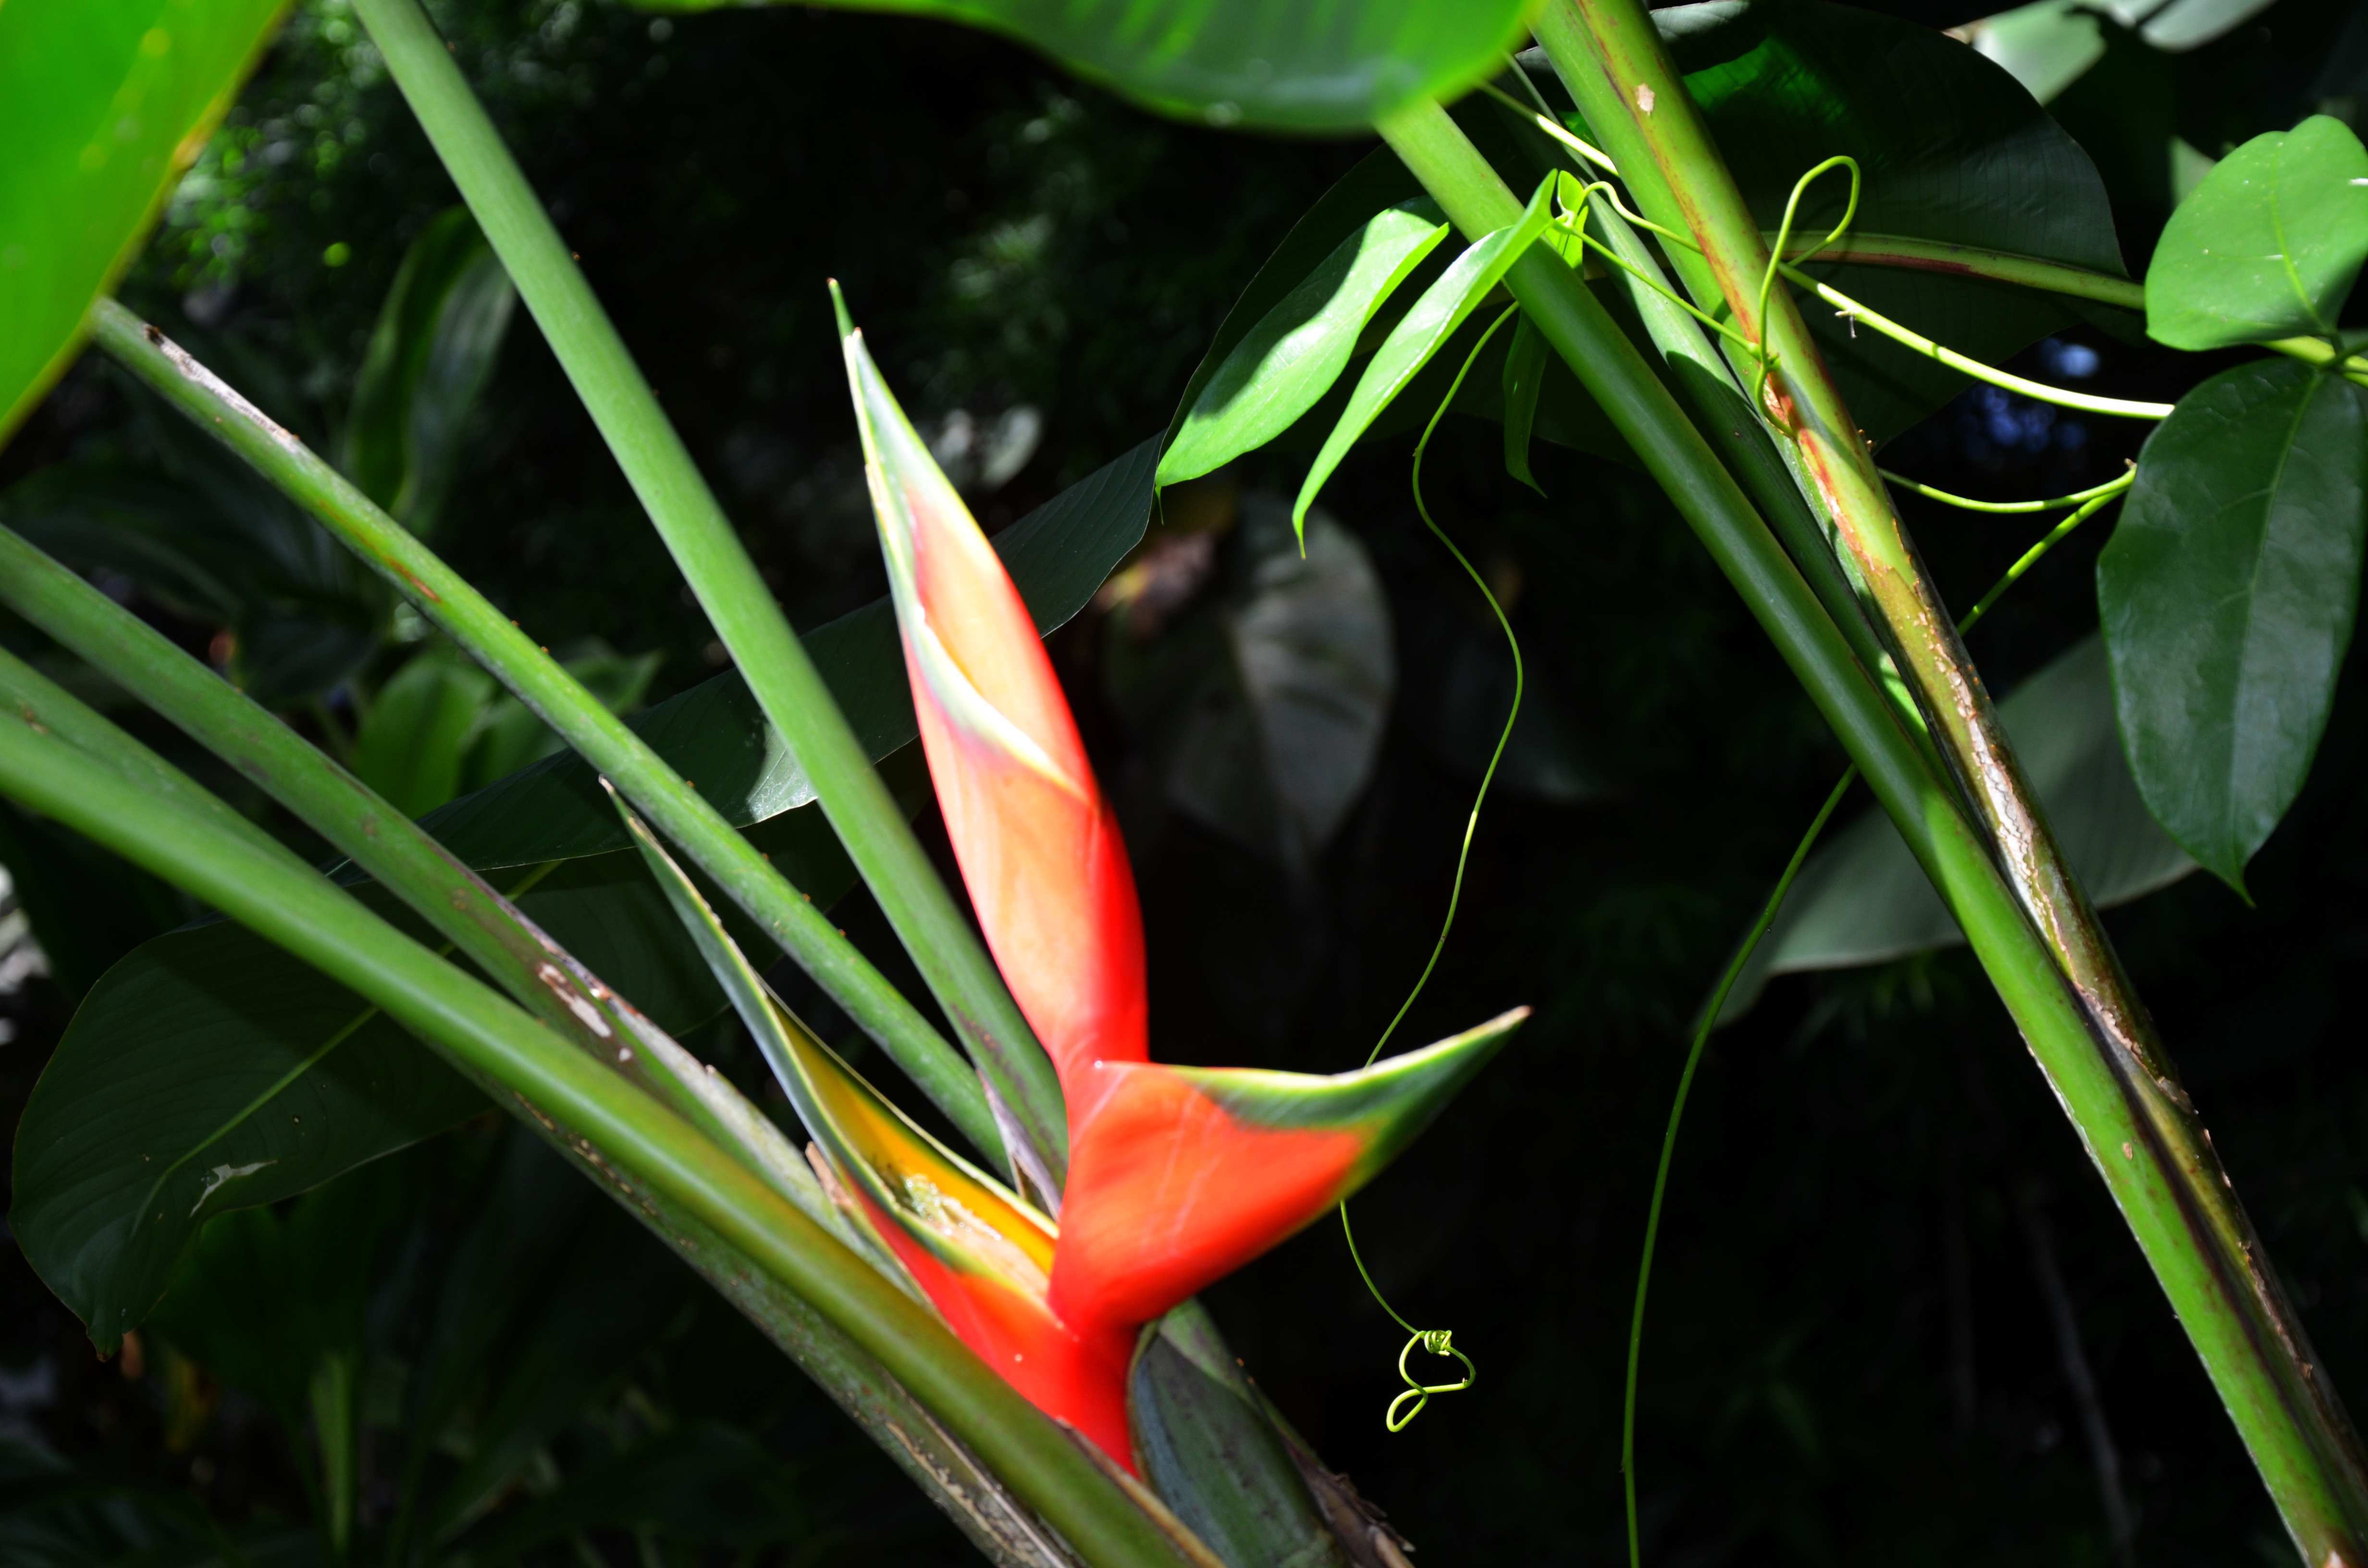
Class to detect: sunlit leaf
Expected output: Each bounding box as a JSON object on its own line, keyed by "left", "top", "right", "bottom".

{"left": 0, "top": 0, "right": 286, "bottom": 445}
{"left": 2145, "top": 116, "right": 2368, "bottom": 351}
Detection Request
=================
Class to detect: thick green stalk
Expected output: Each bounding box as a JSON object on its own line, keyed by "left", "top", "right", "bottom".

{"left": 0, "top": 707, "right": 1203, "bottom": 1568}
{"left": 1389, "top": 89, "right": 2368, "bottom": 1564}
{"left": 349, "top": 0, "right": 1068, "bottom": 1186}
{"left": 0, "top": 643, "right": 1073, "bottom": 1568}
{"left": 84, "top": 300, "right": 999, "bottom": 1163}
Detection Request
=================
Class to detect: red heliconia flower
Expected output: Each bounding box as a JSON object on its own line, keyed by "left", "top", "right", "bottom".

{"left": 830, "top": 285, "right": 1523, "bottom": 1472}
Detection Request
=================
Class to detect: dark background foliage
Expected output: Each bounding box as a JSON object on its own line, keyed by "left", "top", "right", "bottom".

{"left": 5, "top": 0, "right": 2368, "bottom": 1562}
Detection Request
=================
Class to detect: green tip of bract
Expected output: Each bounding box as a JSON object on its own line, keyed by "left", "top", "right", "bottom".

{"left": 827, "top": 278, "right": 855, "bottom": 340}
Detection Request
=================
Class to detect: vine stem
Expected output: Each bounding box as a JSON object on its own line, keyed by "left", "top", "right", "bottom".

{"left": 1521, "top": 2, "right": 2368, "bottom": 1549}
{"left": 1620, "top": 473, "right": 2126, "bottom": 1566}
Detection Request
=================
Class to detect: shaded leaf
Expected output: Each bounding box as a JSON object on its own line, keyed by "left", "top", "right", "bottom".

{"left": 349, "top": 649, "right": 499, "bottom": 819}
{"left": 632, "top": 0, "right": 1534, "bottom": 134}
{"left": 1717, "top": 635, "right": 2196, "bottom": 1021}
{"left": 341, "top": 207, "right": 518, "bottom": 536}
{"left": 1501, "top": 314, "right": 1549, "bottom": 495}
{"left": 2099, "top": 358, "right": 2368, "bottom": 889}
{"left": 0, "top": 0, "right": 286, "bottom": 443}
{"left": 1159, "top": 203, "right": 1448, "bottom": 488}
{"left": 2145, "top": 116, "right": 2368, "bottom": 350}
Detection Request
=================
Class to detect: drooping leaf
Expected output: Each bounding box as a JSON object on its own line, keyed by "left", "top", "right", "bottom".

{"left": 7, "top": 801, "right": 861, "bottom": 1353}
{"left": 629, "top": 0, "right": 1535, "bottom": 134}
{"left": 2145, "top": 116, "right": 2368, "bottom": 350}
{"left": 1500, "top": 313, "right": 1550, "bottom": 495}
{"left": 341, "top": 206, "right": 519, "bottom": 536}
{"left": 0, "top": 0, "right": 286, "bottom": 444}
{"left": 1159, "top": 203, "right": 1449, "bottom": 488}
{"left": 1107, "top": 500, "right": 1395, "bottom": 870}
{"left": 1717, "top": 634, "right": 2196, "bottom": 1022}
{"left": 1293, "top": 176, "right": 1557, "bottom": 540}
{"left": 2099, "top": 359, "right": 2368, "bottom": 890}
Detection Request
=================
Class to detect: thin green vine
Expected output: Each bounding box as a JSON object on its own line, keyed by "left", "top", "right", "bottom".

{"left": 1339, "top": 301, "right": 1527, "bottom": 1432}
{"left": 1618, "top": 471, "right": 2131, "bottom": 1566}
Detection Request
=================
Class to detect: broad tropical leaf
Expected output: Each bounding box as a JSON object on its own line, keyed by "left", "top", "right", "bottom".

{"left": 2145, "top": 116, "right": 2368, "bottom": 351}
{"left": 629, "top": 0, "right": 1538, "bottom": 134}
{"left": 2099, "top": 359, "right": 2368, "bottom": 891}
{"left": 0, "top": 0, "right": 286, "bottom": 444}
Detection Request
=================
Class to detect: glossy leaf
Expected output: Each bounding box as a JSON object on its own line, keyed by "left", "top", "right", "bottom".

{"left": 1637, "top": 0, "right": 2129, "bottom": 444}
{"left": 632, "top": 0, "right": 1534, "bottom": 134}
{"left": 1159, "top": 203, "right": 1448, "bottom": 488}
{"left": 1293, "top": 175, "right": 1556, "bottom": 540}
{"left": 2099, "top": 359, "right": 2368, "bottom": 890}
{"left": 842, "top": 302, "right": 1149, "bottom": 1096}
{"left": 341, "top": 206, "right": 518, "bottom": 536}
{"left": 1717, "top": 635, "right": 2195, "bottom": 1022}
{"left": 2145, "top": 116, "right": 2368, "bottom": 350}
{"left": 0, "top": 0, "right": 285, "bottom": 444}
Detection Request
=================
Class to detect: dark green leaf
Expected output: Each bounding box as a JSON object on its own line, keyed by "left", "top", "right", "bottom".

{"left": 6, "top": 802, "right": 859, "bottom": 1353}
{"left": 1717, "top": 634, "right": 2197, "bottom": 1022}
{"left": 0, "top": 0, "right": 286, "bottom": 443}
{"left": 340, "top": 207, "right": 519, "bottom": 536}
{"left": 2099, "top": 358, "right": 2368, "bottom": 889}
{"left": 633, "top": 0, "right": 1532, "bottom": 133}
{"left": 1639, "top": 0, "right": 2130, "bottom": 443}
{"left": 349, "top": 649, "right": 499, "bottom": 819}
{"left": 1159, "top": 202, "right": 1448, "bottom": 488}
{"left": 2145, "top": 116, "right": 2368, "bottom": 350}
{"left": 1501, "top": 313, "right": 1549, "bottom": 495}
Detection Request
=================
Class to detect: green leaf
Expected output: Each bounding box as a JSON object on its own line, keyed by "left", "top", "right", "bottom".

{"left": 1107, "top": 501, "right": 1394, "bottom": 870}
{"left": 7, "top": 802, "right": 862, "bottom": 1353}
{"left": 631, "top": 0, "right": 1534, "bottom": 134}
{"left": 0, "top": 0, "right": 286, "bottom": 445}
{"left": 2145, "top": 116, "right": 2368, "bottom": 350}
{"left": 350, "top": 648, "right": 499, "bottom": 819}
{"left": 341, "top": 206, "right": 519, "bottom": 536}
{"left": 1500, "top": 313, "right": 1549, "bottom": 494}
{"left": 1292, "top": 175, "right": 1556, "bottom": 539}
{"left": 2099, "top": 359, "right": 2368, "bottom": 890}
{"left": 1716, "top": 634, "right": 2197, "bottom": 1022}
{"left": 1130, "top": 1301, "right": 1351, "bottom": 1568}
{"left": 1158, "top": 203, "right": 1448, "bottom": 488}
{"left": 1633, "top": 0, "right": 2129, "bottom": 443}
{"left": 460, "top": 642, "right": 660, "bottom": 796}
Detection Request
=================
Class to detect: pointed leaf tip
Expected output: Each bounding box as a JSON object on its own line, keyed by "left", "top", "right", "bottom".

{"left": 827, "top": 278, "right": 855, "bottom": 339}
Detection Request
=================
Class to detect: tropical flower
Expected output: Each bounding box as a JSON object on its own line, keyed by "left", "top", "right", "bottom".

{"left": 807, "top": 287, "right": 1525, "bottom": 1471}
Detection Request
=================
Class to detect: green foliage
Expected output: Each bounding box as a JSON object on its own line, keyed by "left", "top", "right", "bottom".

{"left": 2098, "top": 359, "right": 2368, "bottom": 892}
{"left": 349, "top": 648, "right": 499, "bottom": 818}
{"left": 630, "top": 0, "right": 1537, "bottom": 134}
{"left": 2145, "top": 116, "right": 2368, "bottom": 350}
{"left": 340, "top": 207, "right": 518, "bottom": 536}
{"left": 0, "top": 0, "right": 284, "bottom": 444}
{"left": 1159, "top": 203, "right": 1448, "bottom": 488}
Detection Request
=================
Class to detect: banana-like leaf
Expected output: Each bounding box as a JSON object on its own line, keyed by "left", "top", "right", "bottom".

{"left": 0, "top": 0, "right": 285, "bottom": 443}
{"left": 627, "top": 0, "right": 1536, "bottom": 134}
{"left": 1291, "top": 175, "right": 1557, "bottom": 544}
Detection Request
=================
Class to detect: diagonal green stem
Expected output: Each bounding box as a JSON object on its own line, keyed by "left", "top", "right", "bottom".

{"left": 0, "top": 701, "right": 1201, "bottom": 1568}
{"left": 349, "top": 0, "right": 1068, "bottom": 1187}
{"left": 84, "top": 299, "right": 999, "bottom": 1163}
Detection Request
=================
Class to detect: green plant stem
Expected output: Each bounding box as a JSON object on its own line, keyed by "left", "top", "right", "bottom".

{"left": 1777, "top": 264, "right": 2173, "bottom": 417}
{"left": 1381, "top": 92, "right": 2368, "bottom": 1565}
{"left": 1621, "top": 478, "right": 2124, "bottom": 1564}
{"left": 1881, "top": 468, "right": 2133, "bottom": 514}
{"left": 0, "top": 706, "right": 1202, "bottom": 1568}
{"left": 86, "top": 301, "right": 1001, "bottom": 1164}
{"left": 0, "top": 632, "right": 1073, "bottom": 1568}
{"left": 349, "top": 0, "right": 1067, "bottom": 1187}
